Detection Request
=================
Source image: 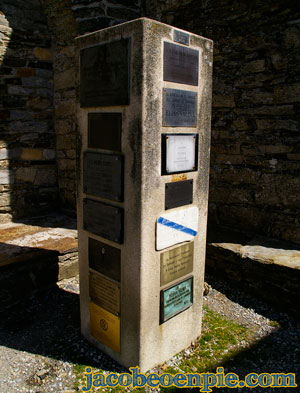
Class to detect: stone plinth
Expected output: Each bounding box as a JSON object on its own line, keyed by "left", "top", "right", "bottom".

{"left": 76, "top": 18, "right": 212, "bottom": 372}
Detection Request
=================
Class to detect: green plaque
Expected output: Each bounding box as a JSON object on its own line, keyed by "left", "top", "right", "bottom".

{"left": 160, "top": 277, "right": 193, "bottom": 323}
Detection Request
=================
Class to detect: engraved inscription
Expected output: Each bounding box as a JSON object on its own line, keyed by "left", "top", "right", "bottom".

{"left": 83, "top": 199, "right": 123, "bottom": 243}
{"left": 89, "top": 271, "right": 120, "bottom": 315}
{"left": 163, "top": 88, "right": 197, "bottom": 127}
{"left": 80, "top": 39, "right": 130, "bottom": 107}
{"left": 164, "top": 42, "right": 199, "bottom": 86}
{"left": 160, "top": 277, "right": 193, "bottom": 323}
{"left": 174, "top": 30, "right": 190, "bottom": 46}
{"left": 89, "top": 238, "right": 121, "bottom": 282}
{"left": 83, "top": 152, "right": 123, "bottom": 201}
{"left": 160, "top": 243, "right": 194, "bottom": 286}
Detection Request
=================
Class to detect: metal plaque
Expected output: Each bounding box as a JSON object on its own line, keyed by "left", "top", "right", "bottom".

{"left": 160, "top": 276, "right": 193, "bottom": 323}
{"left": 162, "top": 134, "right": 198, "bottom": 175}
{"left": 160, "top": 243, "right": 194, "bottom": 286}
{"left": 90, "top": 301, "right": 120, "bottom": 352}
{"left": 80, "top": 39, "right": 130, "bottom": 107}
{"left": 83, "top": 199, "right": 123, "bottom": 244}
{"left": 174, "top": 30, "right": 190, "bottom": 46}
{"left": 89, "top": 238, "right": 121, "bottom": 282}
{"left": 88, "top": 112, "right": 122, "bottom": 152}
{"left": 163, "top": 88, "right": 197, "bottom": 127}
{"left": 89, "top": 271, "right": 120, "bottom": 315}
{"left": 164, "top": 42, "right": 199, "bottom": 86}
{"left": 165, "top": 179, "right": 193, "bottom": 210}
{"left": 83, "top": 152, "right": 123, "bottom": 202}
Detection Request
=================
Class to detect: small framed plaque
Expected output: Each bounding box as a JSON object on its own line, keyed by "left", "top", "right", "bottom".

{"left": 160, "top": 276, "right": 193, "bottom": 323}
{"left": 89, "top": 238, "right": 121, "bottom": 282}
{"left": 165, "top": 180, "right": 193, "bottom": 210}
{"left": 89, "top": 271, "right": 120, "bottom": 315}
{"left": 174, "top": 30, "right": 190, "bottom": 46}
{"left": 162, "top": 88, "right": 197, "bottom": 127}
{"left": 162, "top": 134, "right": 198, "bottom": 175}
{"left": 88, "top": 112, "right": 122, "bottom": 152}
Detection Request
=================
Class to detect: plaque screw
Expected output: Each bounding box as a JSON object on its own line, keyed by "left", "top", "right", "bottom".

{"left": 101, "top": 247, "right": 105, "bottom": 255}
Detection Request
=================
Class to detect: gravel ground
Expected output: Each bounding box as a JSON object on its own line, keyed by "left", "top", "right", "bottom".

{"left": 0, "top": 273, "right": 299, "bottom": 393}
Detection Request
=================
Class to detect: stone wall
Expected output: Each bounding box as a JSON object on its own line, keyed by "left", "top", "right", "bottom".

{"left": 0, "top": 0, "right": 56, "bottom": 222}
{"left": 147, "top": 0, "right": 300, "bottom": 244}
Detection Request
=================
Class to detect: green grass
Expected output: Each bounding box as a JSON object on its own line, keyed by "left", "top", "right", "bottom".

{"left": 73, "top": 306, "right": 251, "bottom": 392}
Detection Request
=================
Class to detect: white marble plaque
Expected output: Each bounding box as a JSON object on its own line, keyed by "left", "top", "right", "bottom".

{"left": 166, "top": 134, "right": 197, "bottom": 173}
{"left": 156, "top": 206, "right": 199, "bottom": 250}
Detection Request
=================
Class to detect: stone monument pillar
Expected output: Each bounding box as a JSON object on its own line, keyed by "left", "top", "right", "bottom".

{"left": 76, "top": 18, "right": 213, "bottom": 372}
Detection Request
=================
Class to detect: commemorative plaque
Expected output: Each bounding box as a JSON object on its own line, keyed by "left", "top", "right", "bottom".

{"left": 83, "top": 152, "right": 123, "bottom": 201}
{"left": 160, "top": 277, "right": 193, "bottom": 323}
{"left": 174, "top": 30, "right": 190, "bottom": 46}
{"left": 162, "top": 88, "right": 197, "bottom": 127}
{"left": 164, "top": 42, "right": 199, "bottom": 86}
{"left": 83, "top": 199, "right": 123, "bottom": 243}
{"left": 160, "top": 243, "right": 194, "bottom": 286}
{"left": 162, "top": 134, "right": 198, "bottom": 175}
{"left": 80, "top": 39, "right": 130, "bottom": 107}
{"left": 89, "top": 238, "right": 121, "bottom": 282}
{"left": 165, "top": 180, "right": 193, "bottom": 210}
{"left": 88, "top": 112, "right": 122, "bottom": 151}
{"left": 89, "top": 271, "right": 120, "bottom": 315}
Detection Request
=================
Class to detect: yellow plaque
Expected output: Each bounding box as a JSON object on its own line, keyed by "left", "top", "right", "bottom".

{"left": 160, "top": 242, "right": 194, "bottom": 286}
{"left": 89, "top": 271, "right": 120, "bottom": 315}
{"left": 171, "top": 173, "right": 187, "bottom": 182}
{"left": 90, "top": 301, "right": 120, "bottom": 352}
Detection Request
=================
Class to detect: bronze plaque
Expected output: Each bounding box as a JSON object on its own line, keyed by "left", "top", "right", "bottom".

{"left": 88, "top": 112, "right": 122, "bottom": 152}
{"left": 83, "top": 199, "right": 123, "bottom": 244}
{"left": 80, "top": 39, "right": 130, "bottom": 107}
{"left": 160, "top": 242, "right": 194, "bottom": 286}
{"left": 164, "top": 42, "right": 199, "bottom": 86}
{"left": 89, "top": 237, "right": 121, "bottom": 282}
{"left": 89, "top": 271, "right": 120, "bottom": 315}
{"left": 174, "top": 30, "right": 190, "bottom": 46}
{"left": 163, "top": 88, "right": 197, "bottom": 127}
{"left": 165, "top": 180, "right": 193, "bottom": 210}
{"left": 160, "top": 276, "right": 193, "bottom": 323}
{"left": 83, "top": 152, "right": 123, "bottom": 201}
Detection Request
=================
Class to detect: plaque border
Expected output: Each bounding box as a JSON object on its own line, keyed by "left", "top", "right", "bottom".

{"left": 161, "top": 133, "right": 199, "bottom": 175}
{"left": 160, "top": 276, "right": 194, "bottom": 324}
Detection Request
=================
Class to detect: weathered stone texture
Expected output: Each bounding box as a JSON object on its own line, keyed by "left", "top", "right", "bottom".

{"left": 148, "top": 0, "right": 300, "bottom": 244}
{"left": 0, "top": 0, "right": 57, "bottom": 221}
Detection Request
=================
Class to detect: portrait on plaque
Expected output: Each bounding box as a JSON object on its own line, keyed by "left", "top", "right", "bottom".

{"left": 160, "top": 243, "right": 194, "bottom": 286}
{"left": 162, "top": 88, "right": 197, "bottom": 127}
{"left": 89, "top": 238, "right": 121, "bottom": 282}
{"left": 80, "top": 39, "right": 130, "bottom": 107}
{"left": 164, "top": 42, "right": 199, "bottom": 86}
{"left": 162, "top": 134, "right": 198, "bottom": 175}
{"left": 83, "top": 152, "right": 123, "bottom": 202}
{"left": 88, "top": 112, "right": 122, "bottom": 151}
{"left": 160, "top": 277, "right": 193, "bottom": 323}
{"left": 89, "top": 271, "right": 120, "bottom": 315}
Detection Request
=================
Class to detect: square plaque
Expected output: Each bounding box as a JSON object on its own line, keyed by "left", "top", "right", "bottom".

{"left": 164, "top": 42, "right": 199, "bottom": 86}
{"left": 89, "top": 238, "right": 121, "bottom": 282}
{"left": 80, "top": 39, "right": 130, "bottom": 107}
{"left": 83, "top": 199, "right": 123, "bottom": 244}
{"left": 162, "top": 88, "right": 197, "bottom": 127}
{"left": 83, "top": 152, "right": 123, "bottom": 202}
{"left": 160, "top": 276, "right": 193, "bottom": 323}
{"left": 89, "top": 271, "right": 120, "bottom": 315}
{"left": 88, "top": 112, "right": 122, "bottom": 152}
{"left": 162, "top": 134, "right": 198, "bottom": 175}
{"left": 160, "top": 243, "right": 194, "bottom": 286}
{"left": 165, "top": 179, "right": 193, "bottom": 210}
{"left": 90, "top": 301, "right": 120, "bottom": 352}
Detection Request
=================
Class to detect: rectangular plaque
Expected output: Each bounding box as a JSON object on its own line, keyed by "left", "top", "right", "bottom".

{"left": 80, "top": 39, "right": 130, "bottom": 107}
{"left": 162, "top": 134, "right": 198, "bottom": 175}
{"left": 83, "top": 152, "right": 123, "bottom": 201}
{"left": 88, "top": 112, "right": 122, "bottom": 152}
{"left": 160, "top": 243, "right": 194, "bottom": 286}
{"left": 174, "top": 30, "right": 190, "bottom": 46}
{"left": 90, "top": 301, "right": 120, "bottom": 352}
{"left": 83, "top": 199, "right": 123, "bottom": 244}
{"left": 163, "top": 88, "right": 197, "bottom": 127}
{"left": 165, "top": 179, "right": 193, "bottom": 210}
{"left": 89, "top": 238, "right": 121, "bottom": 282}
{"left": 89, "top": 271, "right": 120, "bottom": 315}
{"left": 160, "top": 277, "right": 193, "bottom": 323}
{"left": 164, "top": 42, "right": 199, "bottom": 86}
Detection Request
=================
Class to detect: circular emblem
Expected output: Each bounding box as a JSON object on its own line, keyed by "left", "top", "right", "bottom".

{"left": 100, "top": 318, "right": 108, "bottom": 331}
